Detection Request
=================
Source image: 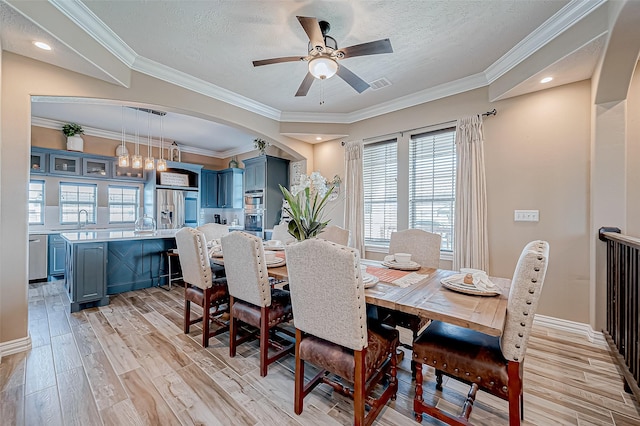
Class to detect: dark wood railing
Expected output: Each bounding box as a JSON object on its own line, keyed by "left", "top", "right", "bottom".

{"left": 599, "top": 227, "right": 640, "bottom": 401}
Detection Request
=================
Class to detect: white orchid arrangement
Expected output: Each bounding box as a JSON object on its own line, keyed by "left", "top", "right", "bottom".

{"left": 280, "top": 172, "right": 336, "bottom": 241}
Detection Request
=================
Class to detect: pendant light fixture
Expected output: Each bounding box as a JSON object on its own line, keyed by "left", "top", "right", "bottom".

{"left": 131, "top": 108, "right": 143, "bottom": 169}
{"left": 117, "top": 106, "right": 130, "bottom": 167}
{"left": 144, "top": 113, "right": 155, "bottom": 170}
{"left": 156, "top": 114, "right": 167, "bottom": 172}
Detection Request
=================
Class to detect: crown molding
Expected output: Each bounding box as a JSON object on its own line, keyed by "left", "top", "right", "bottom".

{"left": 132, "top": 56, "right": 282, "bottom": 121}
{"left": 48, "top": 0, "right": 137, "bottom": 66}
{"left": 280, "top": 72, "right": 488, "bottom": 124}
{"left": 47, "top": 0, "right": 602, "bottom": 125}
{"left": 30, "top": 116, "right": 246, "bottom": 159}
{"left": 485, "top": 0, "right": 607, "bottom": 83}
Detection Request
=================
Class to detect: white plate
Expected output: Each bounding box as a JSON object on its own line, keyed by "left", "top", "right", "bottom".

{"left": 382, "top": 260, "right": 421, "bottom": 271}
{"left": 266, "top": 258, "right": 286, "bottom": 268}
{"left": 440, "top": 275, "right": 501, "bottom": 296}
{"left": 263, "top": 244, "right": 285, "bottom": 251}
{"left": 362, "top": 274, "right": 379, "bottom": 288}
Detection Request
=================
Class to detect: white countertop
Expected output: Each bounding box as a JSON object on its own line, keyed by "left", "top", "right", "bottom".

{"left": 61, "top": 229, "right": 178, "bottom": 243}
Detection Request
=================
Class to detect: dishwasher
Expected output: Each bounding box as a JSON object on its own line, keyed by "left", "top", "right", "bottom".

{"left": 28, "top": 234, "right": 48, "bottom": 281}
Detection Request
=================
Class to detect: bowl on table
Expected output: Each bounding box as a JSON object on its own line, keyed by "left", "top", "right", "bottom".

{"left": 264, "top": 250, "right": 277, "bottom": 263}
{"left": 393, "top": 253, "right": 412, "bottom": 264}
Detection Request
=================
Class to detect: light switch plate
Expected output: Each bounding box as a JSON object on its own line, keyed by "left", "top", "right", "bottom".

{"left": 514, "top": 210, "right": 539, "bottom": 222}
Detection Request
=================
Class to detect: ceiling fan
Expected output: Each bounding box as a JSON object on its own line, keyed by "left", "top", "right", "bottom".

{"left": 252, "top": 16, "right": 393, "bottom": 97}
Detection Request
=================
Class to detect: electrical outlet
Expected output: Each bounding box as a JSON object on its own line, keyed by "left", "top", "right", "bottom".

{"left": 514, "top": 210, "right": 539, "bottom": 222}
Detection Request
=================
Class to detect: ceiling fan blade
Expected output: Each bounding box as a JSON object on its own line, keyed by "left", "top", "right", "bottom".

{"left": 252, "top": 56, "right": 305, "bottom": 67}
{"left": 295, "top": 72, "right": 315, "bottom": 97}
{"left": 336, "top": 65, "right": 370, "bottom": 93}
{"left": 337, "top": 39, "right": 393, "bottom": 59}
{"left": 297, "top": 16, "right": 325, "bottom": 51}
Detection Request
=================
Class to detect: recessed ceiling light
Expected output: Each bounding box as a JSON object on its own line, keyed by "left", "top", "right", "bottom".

{"left": 540, "top": 77, "right": 553, "bottom": 84}
{"left": 315, "top": 136, "right": 322, "bottom": 141}
{"left": 33, "top": 41, "right": 52, "bottom": 51}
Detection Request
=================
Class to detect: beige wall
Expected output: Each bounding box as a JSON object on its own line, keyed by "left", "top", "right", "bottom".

{"left": 312, "top": 82, "right": 592, "bottom": 323}
{"left": 0, "top": 52, "right": 313, "bottom": 345}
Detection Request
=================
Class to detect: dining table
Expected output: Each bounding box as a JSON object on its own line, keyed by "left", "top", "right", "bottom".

{"left": 265, "top": 258, "right": 512, "bottom": 337}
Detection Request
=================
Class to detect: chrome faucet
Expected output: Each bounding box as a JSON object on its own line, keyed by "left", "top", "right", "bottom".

{"left": 78, "top": 209, "right": 89, "bottom": 229}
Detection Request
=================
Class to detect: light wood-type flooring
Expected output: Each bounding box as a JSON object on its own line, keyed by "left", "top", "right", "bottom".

{"left": 1, "top": 280, "right": 639, "bottom": 425}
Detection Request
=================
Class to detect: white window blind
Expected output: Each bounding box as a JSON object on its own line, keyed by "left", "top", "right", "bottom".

{"left": 363, "top": 139, "right": 397, "bottom": 245}
{"left": 409, "top": 128, "right": 456, "bottom": 251}
{"left": 59, "top": 183, "right": 97, "bottom": 225}
{"left": 28, "top": 180, "right": 45, "bottom": 225}
{"left": 108, "top": 186, "right": 139, "bottom": 223}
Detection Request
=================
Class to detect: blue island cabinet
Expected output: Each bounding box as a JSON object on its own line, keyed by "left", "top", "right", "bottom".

{"left": 65, "top": 241, "right": 108, "bottom": 312}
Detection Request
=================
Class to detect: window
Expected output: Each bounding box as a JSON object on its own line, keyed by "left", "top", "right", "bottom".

{"left": 59, "top": 183, "right": 97, "bottom": 224}
{"left": 108, "top": 186, "right": 139, "bottom": 223}
{"left": 28, "top": 180, "right": 45, "bottom": 225}
{"left": 362, "top": 127, "right": 456, "bottom": 251}
{"left": 363, "top": 139, "right": 397, "bottom": 245}
{"left": 409, "top": 129, "right": 456, "bottom": 251}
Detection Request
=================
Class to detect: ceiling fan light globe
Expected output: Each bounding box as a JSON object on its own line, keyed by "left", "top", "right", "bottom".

{"left": 309, "top": 57, "right": 338, "bottom": 80}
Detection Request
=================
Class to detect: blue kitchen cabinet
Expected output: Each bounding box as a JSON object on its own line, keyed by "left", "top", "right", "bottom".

{"left": 48, "top": 233, "right": 66, "bottom": 277}
{"left": 200, "top": 169, "right": 219, "bottom": 208}
{"left": 217, "top": 168, "right": 244, "bottom": 208}
{"left": 65, "top": 241, "right": 108, "bottom": 312}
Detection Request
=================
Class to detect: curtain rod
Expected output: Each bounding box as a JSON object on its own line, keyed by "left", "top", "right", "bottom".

{"left": 341, "top": 108, "right": 497, "bottom": 146}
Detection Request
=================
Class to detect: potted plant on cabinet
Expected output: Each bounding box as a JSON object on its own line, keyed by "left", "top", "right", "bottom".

{"left": 62, "top": 123, "right": 84, "bottom": 152}
{"left": 254, "top": 138, "right": 269, "bottom": 155}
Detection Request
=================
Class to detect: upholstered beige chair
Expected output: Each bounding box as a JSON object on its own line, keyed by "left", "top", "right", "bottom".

{"left": 316, "top": 224, "right": 351, "bottom": 246}
{"left": 286, "top": 239, "right": 399, "bottom": 426}
{"left": 386, "top": 228, "right": 443, "bottom": 372}
{"left": 270, "top": 222, "right": 296, "bottom": 244}
{"left": 175, "top": 228, "right": 229, "bottom": 348}
{"left": 412, "top": 240, "right": 550, "bottom": 426}
{"left": 196, "top": 223, "right": 229, "bottom": 242}
{"left": 389, "top": 228, "right": 441, "bottom": 268}
{"left": 221, "top": 231, "right": 294, "bottom": 377}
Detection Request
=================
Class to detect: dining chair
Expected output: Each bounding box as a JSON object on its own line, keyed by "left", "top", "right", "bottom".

{"left": 385, "top": 229, "right": 442, "bottom": 370}
{"left": 412, "top": 240, "right": 550, "bottom": 426}
{"left": 316, "top": 224, "right": 351, "bottom": 246}
{"left": 196, "top": 223, "right": 228, "bottom": 278}
{"left": 175, "top": 227, "right": 229, "bottom": 348}
{"left": 196, "top": 223, "right": 229, "bottom": 242}
{"left": 286, "top": 238, "right": 399, "bottom": 426}
{"left": 270, "top": 222, "right": 296, "bottom": 244}
{"left": 221, "top": 231, "right": 294, "bottom": 377}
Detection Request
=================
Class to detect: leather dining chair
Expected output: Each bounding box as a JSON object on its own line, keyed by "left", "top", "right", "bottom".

{"left": 412, "top": 240, "right": 550, "bottom": 426}
{"left": 385, "top": 229, "right": 442, "bottom": 372}
{"left": 286, "top": 238, "right": 399, "bottom": 426}
{"left": 196, "top": 223, "right": 229, "bottom": 242}
{"left": 175, "top": 228, "right": 229, "bottom": 348}
{"left": 316, "top": 224, "right": 351, "bottom": 246}
{"left": 196, "top": 223, "right": 229, "bottom": 278}
{"left": 270, "top": 222, "right": 296, "bottom": 244}
{"left": 221, "top": 231, "right": 294, "bottom": 377}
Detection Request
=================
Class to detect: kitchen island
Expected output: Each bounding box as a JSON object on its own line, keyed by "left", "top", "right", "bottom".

{"left": 61, "top": 229, "right": 178, "bottom": 312}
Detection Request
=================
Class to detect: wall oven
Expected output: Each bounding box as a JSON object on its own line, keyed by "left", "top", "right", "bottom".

{"left": 244, "top": 190, "right": 264, "bottom": 238}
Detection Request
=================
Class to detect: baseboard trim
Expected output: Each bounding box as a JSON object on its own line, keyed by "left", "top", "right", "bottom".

{"left": 0, "top": 334, "right": 32, "bottom": 358}
{"left": 533, "top": 314, "right": 605, "bottom": 344}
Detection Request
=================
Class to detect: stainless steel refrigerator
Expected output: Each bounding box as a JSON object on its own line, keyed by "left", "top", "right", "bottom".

{"left": 156, "top": 189, "right": 198, "bottom": 229}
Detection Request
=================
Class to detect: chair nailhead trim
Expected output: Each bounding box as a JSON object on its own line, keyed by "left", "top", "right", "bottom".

{"left": 526, "top": 301, "right": 532, "bottom": 305}
{"left": 518, "top": 332, "right": 523, "bottom": 337}
{"left": 490, "top": 381, "right": 495, "bottom": 386}
{"left": 454, "top": 368, "right": 459, "bottom": 372}
{"left": 520, "top": 322, "right": 526, "bottom": 327}
{"left": 465, "top": 372, "right": 470, "bottom": 376}
{"left": 523, "top": 312, "right": 529, "bottom": 316}
{"left": 528, "top": 289, "right": 535, "bottom": 294}
{"left": 531, "top": 278, "right": 537, "bottom": 283}
{"left": 515, "top": 344, "right": 521, "bottom": 348}
{"left": 442, "top": 363, "right": 447, "bottom": 368}
{"left": 502, "top": 386, "right": 508, "bottom": 392}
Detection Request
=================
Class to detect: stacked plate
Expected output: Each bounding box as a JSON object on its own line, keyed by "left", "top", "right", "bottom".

{"left": 263, "top": 242, "right": 285, "bottom": 251}
{"left": 382, "top": 255, "right": 421, "bottom": 271}
{"left": 362, "top": 273, "right": 379, "bottom": 288}
{"left": 265, "top": 258, "right": 286, "bottom": 268}
{"left": 440, "top": 274, "right": 501, "bottom": 296}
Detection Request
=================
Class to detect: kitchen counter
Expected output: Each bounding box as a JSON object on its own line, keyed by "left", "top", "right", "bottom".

{"left": 61, "top": 229, "right": 179, "bottom": 312}
{"left": 60, "top": 229, "right": 178, "bottom": 243}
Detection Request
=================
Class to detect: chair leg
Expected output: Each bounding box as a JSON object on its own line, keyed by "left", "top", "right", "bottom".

{"left": 507, "top": 361, "right": 522, "bottom": 426}
{"left": 353, "top": 348, "right": 366, "bottom": 426}
{"left": 184, "top": 296, "right": 191, "bottom": 334}
{"left": 202, "top": 287, "right": 211, "bottom": 348}
{"left": 229, "top": 296, "right": 237, "bottom": 358}
{"left": 294, "top": 329, "right": 305, "bottom": 415}
{"left": 414, "top": 362, "right": 424, "bottom": 423}
{"left": 390, "top": 348, "right": 398, "bottom": 401}
{"left": 259, "top": 306, "right": 269, "bottom": 377}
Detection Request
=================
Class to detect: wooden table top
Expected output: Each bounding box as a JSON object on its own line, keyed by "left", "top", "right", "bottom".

{"left": 266, "top": 260, "right": 511, "bottom": 337}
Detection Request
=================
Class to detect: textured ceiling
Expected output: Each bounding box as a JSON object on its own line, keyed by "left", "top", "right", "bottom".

{"left": 0, "top": 0, "right": 609, "bottom": 154}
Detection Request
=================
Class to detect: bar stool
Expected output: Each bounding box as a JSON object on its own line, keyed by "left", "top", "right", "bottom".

{"left": 165, "top": 249, "right": 182, "bottom": 290}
